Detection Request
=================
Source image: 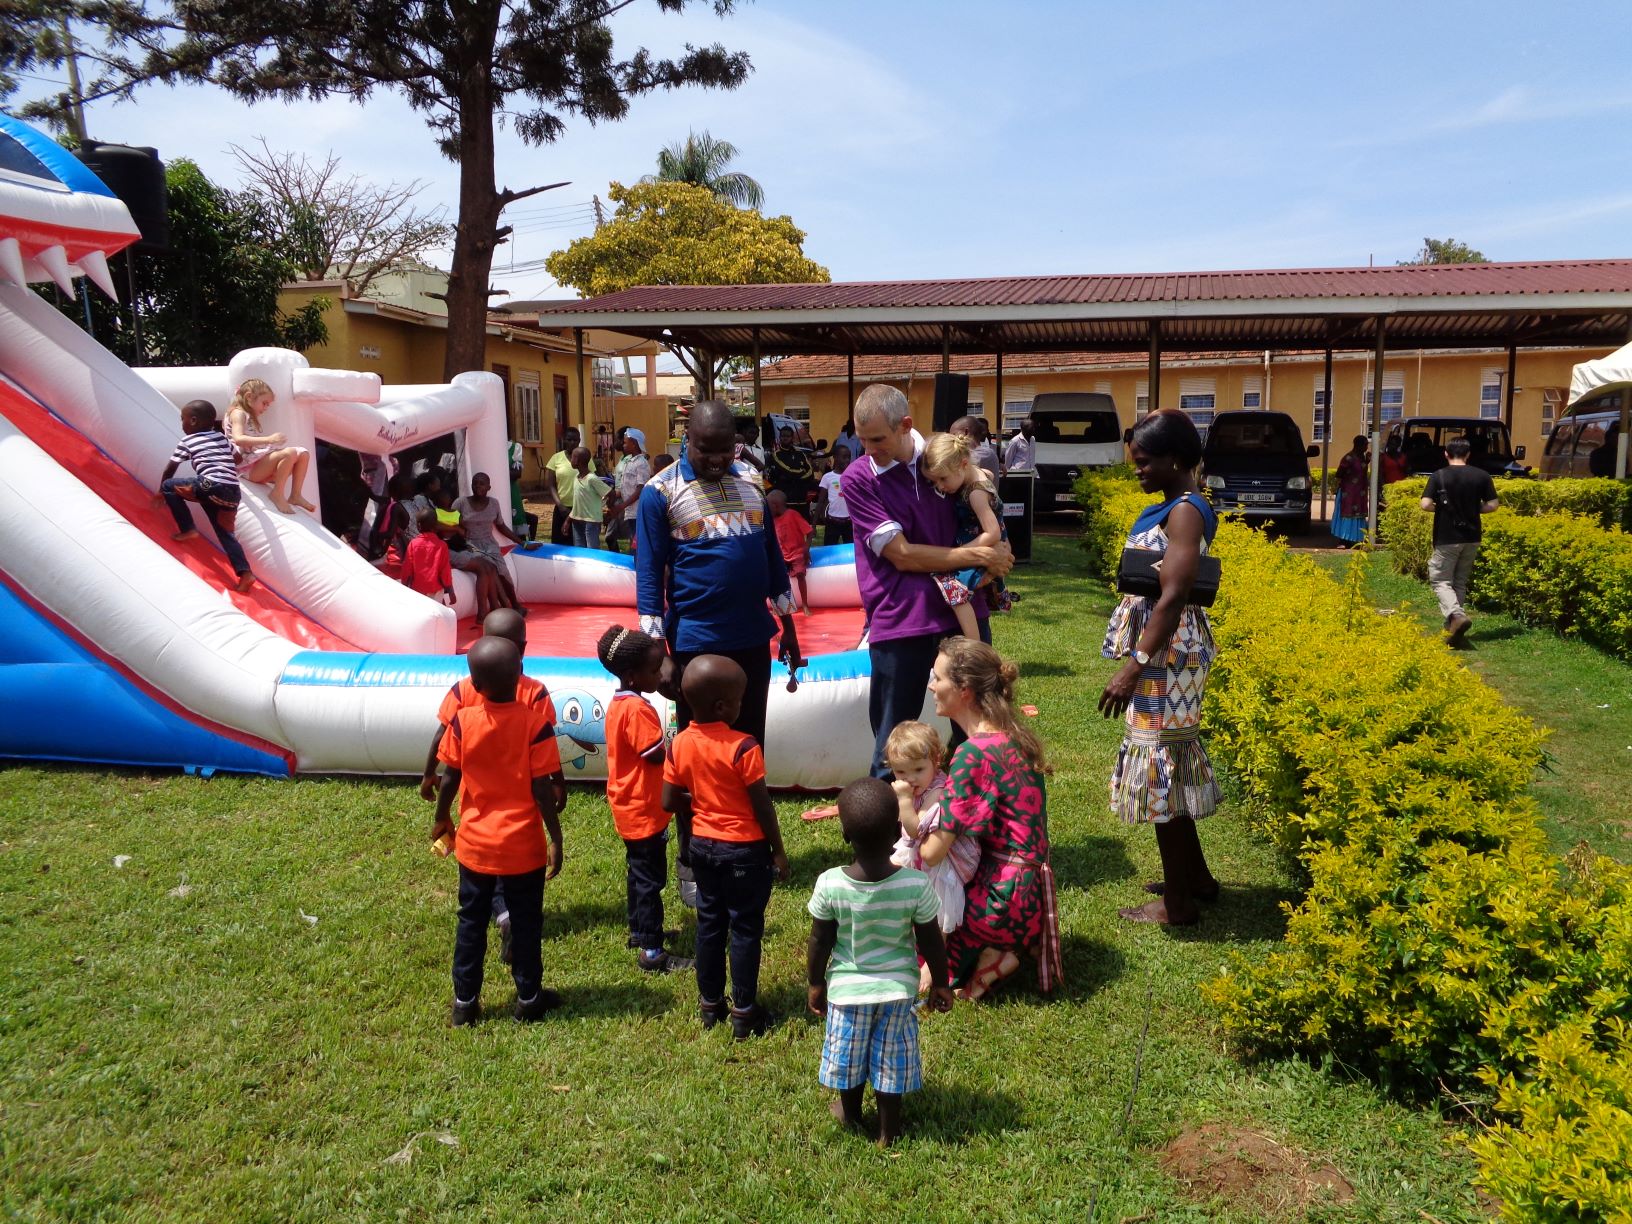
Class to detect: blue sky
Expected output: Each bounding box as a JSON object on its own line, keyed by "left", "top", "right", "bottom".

{"left": 13, "top": 0, "right": 1632, "bottom": 302}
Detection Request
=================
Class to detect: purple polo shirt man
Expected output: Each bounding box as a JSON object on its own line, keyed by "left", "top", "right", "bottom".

{"left": 841, "top": 384, "right": 1013, "bottom": 778}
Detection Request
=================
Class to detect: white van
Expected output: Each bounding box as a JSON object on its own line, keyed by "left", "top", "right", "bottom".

{"left": 1025, "top": 392, "right": 1125, "bottom": 507}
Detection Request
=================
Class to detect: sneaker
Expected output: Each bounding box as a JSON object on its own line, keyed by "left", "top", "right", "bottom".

{"left": 730, "top": 1003, "right": 777, "bottom": 1041}
{"left": 699, "top": 996, "right": 729, "bottom": 1030}
{"left": 1446, "top": 611, "right": 1473, "bottom": 645}
{"left": 498, "top": 914, "right": 513, "bottom": 965}
{"left": 450, "top": 998, "right": 481, "bottom": 1027}
{"left": 638, "top": 948, "right": 695, "bottom": 974}
{"left": 513, "top": 989, "right": 563, "bottom": 1022}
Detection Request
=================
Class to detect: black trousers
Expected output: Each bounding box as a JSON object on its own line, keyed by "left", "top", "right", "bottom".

{"left": 453, "top": 864, "right": 545, "bottom": 1004}
{"left": 550, "top": 503, "right": 571, "bottom": 545}
{"left": 867, "top": 632, "right": 942, "bottom": 779}
{"left": 670, "top": 642, "right": 772, "bottom": 869}
{"left": 823, "top": 516, "right": 853, "bottom": 546}
{"left": 624, "top": 832, "right": 668, "bottom": 949}
{"left": 691, "top": 836, "right": 774, "bottom": 1008}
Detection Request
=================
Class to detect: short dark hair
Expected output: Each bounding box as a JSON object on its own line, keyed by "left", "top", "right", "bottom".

{"left": 1446, "top": 438, "right": 1473, "bottom": 459}
{"left": 596, "top": 623, "right": 661, "bottom": 680}
{"left": 1128, "top": 408, "right": 1203, "bottom": 468}
{"left": 837, "top": 777, "right": 898, "bottom": 849}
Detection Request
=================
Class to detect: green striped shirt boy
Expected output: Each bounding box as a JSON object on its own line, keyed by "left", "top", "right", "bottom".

{"left": 807, "top": 866, "right": 940, "bottom": 1004}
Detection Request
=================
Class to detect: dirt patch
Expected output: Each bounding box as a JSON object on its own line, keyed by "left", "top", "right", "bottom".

{"left": 1158, "top": 1122, "right": 1354, "bottom": 1216}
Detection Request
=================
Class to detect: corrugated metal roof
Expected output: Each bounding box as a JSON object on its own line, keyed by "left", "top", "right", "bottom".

{"left": 520, "top": 260, "right": 1632, "bottom": 314}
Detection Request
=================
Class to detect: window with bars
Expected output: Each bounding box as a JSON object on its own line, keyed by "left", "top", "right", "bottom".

{"left": 1312, "top": 381, "right": 1328, "bottom": 442}
{"left": 515, "top": 375, "right": 542, "bottom": 444}
{"left": 1479, "top": 369, "right": 1504, "bottom": 420}
{"left": 1135, "top": 380, "right": 1149, "bottom": 419}
{"left": 1179, "top": 377, "right": 1215, "bottom": 429}
{"left": 781, "top": 393, "right": 811, "bottom": 423}
{"left": 1241, "top": 375, "right": 1263, "bottom": 409}
{"left": 1362, "top": 372, "right": 1406, "bottom": 425}
{"left": 1002, "top": 383, "right": 1035, "bottom": 434}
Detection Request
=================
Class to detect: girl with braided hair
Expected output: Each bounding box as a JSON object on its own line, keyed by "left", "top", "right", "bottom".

{"left": 597, "top": 625, "right": 691, "bottom": 973}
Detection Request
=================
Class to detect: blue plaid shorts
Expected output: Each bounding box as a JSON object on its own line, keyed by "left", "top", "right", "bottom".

{"left": 818, "top": 998, "right": 921, "bottom": 1094}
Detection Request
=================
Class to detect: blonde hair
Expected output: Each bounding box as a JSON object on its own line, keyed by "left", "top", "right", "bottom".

{"left": 229, "top": 379, "right": 274, "bottom": 430}
{"left": 935, "top": 637, "right": 1049, "bottom": 774}
{"left": 922, "top": 432, "right": 995, "bottom": 496}
{"left": 884, "top": 720, "right": 943, "bottom": 770}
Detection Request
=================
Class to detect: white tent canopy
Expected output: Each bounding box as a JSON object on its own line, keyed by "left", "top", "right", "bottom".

{"left": 1568, "top": 341, "right": 1632, "bottom": 405}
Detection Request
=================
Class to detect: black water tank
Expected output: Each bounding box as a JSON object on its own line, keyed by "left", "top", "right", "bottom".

{"left": 75, "top": 141, "right": 169, "bottom": 251}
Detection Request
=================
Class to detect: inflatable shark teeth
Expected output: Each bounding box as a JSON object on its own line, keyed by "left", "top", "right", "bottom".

{"left": 76, "top": 249, "right": 119, "bottom": 302}
{"left": 0, "top": 237, "right": 23, "bottom": 287}
{"left": 34, "top": 244, "right": 76, "bottom": 295}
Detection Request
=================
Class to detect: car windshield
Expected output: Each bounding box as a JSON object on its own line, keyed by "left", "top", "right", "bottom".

{"left": 1032, "top": 414, "right": 1121, "bottom": 444}
{"left": 1205, "top": 417, "right": 1302, "bottom": 456}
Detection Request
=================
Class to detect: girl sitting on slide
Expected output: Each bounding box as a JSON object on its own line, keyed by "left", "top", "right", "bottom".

{"left": 225, "top": 379, "right": 314, "bottom": 515}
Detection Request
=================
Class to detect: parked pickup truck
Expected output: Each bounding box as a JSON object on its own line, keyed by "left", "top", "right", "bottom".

{"left": 1026, "top": 392, "right": 1125, "bottom": 509}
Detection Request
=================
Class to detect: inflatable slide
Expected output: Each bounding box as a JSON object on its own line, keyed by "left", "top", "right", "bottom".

{"left": 0, "top": 116, "right": 909, "bottom": 787}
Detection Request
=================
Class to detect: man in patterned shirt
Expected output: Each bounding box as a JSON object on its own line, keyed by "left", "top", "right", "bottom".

{"left": 636, "top": 401, "right": 804, "bottom": 899}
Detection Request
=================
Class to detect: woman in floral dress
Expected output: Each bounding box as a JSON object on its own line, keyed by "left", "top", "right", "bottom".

{"left": 919, "top": 637, "right": 1061, "bottom": 1001}
{"left": 1098, "top": 409, "right": 1222, "bottom": 926}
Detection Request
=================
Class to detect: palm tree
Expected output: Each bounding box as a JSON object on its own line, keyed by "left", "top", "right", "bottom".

{"left": 648, "top": 130, "right": 765, "bottom": 210}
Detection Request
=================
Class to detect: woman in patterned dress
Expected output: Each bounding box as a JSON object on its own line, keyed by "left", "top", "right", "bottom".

{"left": 1098, "top": 409, "right": 1222, "bottom": 926}
{"left": 919, "top": 637, "right": 1062, "bottom": 1001}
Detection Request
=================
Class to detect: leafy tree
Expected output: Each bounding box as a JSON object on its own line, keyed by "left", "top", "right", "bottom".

{"left": 45, "top": 157, "right": 327, "bottom": 365}
{"left": 545, "top": 179, "right": 827, "bottom": 391}
{"left": 647, "top": 129, "right": 763, "bottom": 209}
{"left": 1401, "top": 237, "right": 1488, "bottom": 265}
{"left": 0, "top": 1, "right": 751, "bottom": 380}
{"left": 230, "top": 139, "right": 452, "bottom": 295}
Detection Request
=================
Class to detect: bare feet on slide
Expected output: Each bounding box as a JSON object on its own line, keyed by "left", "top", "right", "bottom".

{"left": 170, "top": 530, "right": 199, "bottom": 542}
{"left": 270, "top": 494, "right": 294, "bottom": 514}
{"left": 233, "top": 573, "right": 257, "bottom": 593}
{"left": 290, "top": 497, "right": 317, "bottom": 513}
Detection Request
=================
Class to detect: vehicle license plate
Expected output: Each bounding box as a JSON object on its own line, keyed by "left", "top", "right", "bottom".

{"left": 1055, "top": 493, "right": 1078, "bottom": 503}
{"left": 1239, "top": 492, "right": 1275, "bottom": 504}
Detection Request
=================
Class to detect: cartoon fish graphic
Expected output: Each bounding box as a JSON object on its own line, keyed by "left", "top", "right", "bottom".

{"left": 552, "top": 687, "right": 607, "bottom": 772}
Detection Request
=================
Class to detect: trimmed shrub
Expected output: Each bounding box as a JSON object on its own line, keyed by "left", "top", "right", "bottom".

{"left": 1079, "top": 476, "right": 1632, "bottom": 1220}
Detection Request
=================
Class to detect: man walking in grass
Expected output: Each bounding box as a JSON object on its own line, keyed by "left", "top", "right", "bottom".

{"left": 1420, "top": 436, "right": 1499, "bottom": 645}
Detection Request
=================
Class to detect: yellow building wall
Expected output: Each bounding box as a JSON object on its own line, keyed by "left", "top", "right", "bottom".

{"left": 280, "top": 286, "right": 600, "bottom": 487}
{"left": 752, "top": 347, "right": 1609, "bottom": 469}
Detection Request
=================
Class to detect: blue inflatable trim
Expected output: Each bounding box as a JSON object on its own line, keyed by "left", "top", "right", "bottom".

{"left": 0, "top": 581, "right": 290, "bottom": 777}
{"left": 0, "top": 114, "right": 118, "bottom": 199}
{"left": 510, "top": 543, "right": 635, "bottom": 570}
{"left": 279, "top": 647, "right": 873, "bottom": 689}
{"left": 809, "top": 543, "right": 856, "bottom": 569}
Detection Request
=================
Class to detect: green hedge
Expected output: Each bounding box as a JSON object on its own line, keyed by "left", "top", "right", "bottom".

{"left": 1079, "top": 477, "right": 1632, "bottom": 1221}
{"left": 1379, "top": 477, "right": 1632, "bottom": 661}
{"left": 1381, "top": 476, "right": 1630, "bottom": 580}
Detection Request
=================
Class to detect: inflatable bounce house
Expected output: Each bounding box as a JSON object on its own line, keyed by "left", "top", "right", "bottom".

{"left": 0, "top": 116, "right": 906, "bottom": 787}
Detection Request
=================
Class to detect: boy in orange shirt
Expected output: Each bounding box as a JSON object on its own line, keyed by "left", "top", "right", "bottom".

{"left": 597, "top": 624, "right": 692, "bottom": 973}
{"left": 767, "top": 489, "right": 814, "bottom": 613}
{"left": 662, "top": 655, "right": 790, "bottom": 1039}
{"left": 420, "top": 608, "right": 561, "bottom": 965}
{"left": 431, "top": 637, "right": 565, "bottom": 1026}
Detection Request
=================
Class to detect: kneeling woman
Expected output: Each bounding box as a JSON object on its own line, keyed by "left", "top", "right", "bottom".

{"left": 917, "top": 637, "right": 1062, "bottom": 1001}
{"left": 1098, "top": 408, "right": 1222, "bottom": 925}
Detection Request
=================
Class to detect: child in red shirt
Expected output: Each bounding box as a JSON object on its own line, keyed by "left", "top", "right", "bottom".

{"left": 662, "top": 654, "right": 789, "bottom": 1039}
{"left": 597, "top": 624, "right": 692, "bottom": 974}
{"left": 768, "top": 489, "right": 814, "bottom": 613}
{"left": 431, "top": 637, "right": 565, "bottom": 1026}
{"left": 401, "top": 506, "right": 454, "bottom": 602}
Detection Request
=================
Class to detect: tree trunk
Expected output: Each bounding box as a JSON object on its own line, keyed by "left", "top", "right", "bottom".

{"left": 442, "top": 78, "right": 500, "bottom": 382}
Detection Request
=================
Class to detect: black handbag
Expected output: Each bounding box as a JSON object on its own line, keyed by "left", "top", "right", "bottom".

{"left": 1115, "top": 548, "right": 1222, "bottom": 607}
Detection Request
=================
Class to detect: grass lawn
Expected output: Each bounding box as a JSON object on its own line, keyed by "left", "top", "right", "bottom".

{"left": 2, "top": 535, "right": 1499, "bottom": 1222}
{"left": 1312, "top": 548, "right": 1632, "bottom": 860}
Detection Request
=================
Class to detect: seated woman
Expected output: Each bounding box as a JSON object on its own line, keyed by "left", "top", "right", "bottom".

{"left": 918, "top": 637, "right": 1061, "bottom": 1001}
{"left": 225, "top": 378, "right": 314, "bottom": 515}
{"left": 429, "top": 484, "right": 508, "bottom": 622}
{"left": 453, "top": 472, "right": 529, "bottom": 614}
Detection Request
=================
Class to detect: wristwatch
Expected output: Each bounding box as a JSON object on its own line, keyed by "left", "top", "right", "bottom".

{"left": 1132, "top": 648, "right": 1152, "bottom": 666}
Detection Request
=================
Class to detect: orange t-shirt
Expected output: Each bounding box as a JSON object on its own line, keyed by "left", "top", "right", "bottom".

{"left": 437, "top": 673, "right": 552, "bottom": 727}
{"left": 438, "top": 697, "right": 562, "bottom": 874}
{"left": 604, "top": 691, "right": 670, "bottom": 841}
{"left": 662, "top": 721, "right": 766, "bottom": 842}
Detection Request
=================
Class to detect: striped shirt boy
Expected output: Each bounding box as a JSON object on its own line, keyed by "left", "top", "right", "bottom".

{"left": 167, "top": 430, "right": 240, "bottom": 486}
{"left": 807, "top": 866, "right": 941, "bottom": 1004}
